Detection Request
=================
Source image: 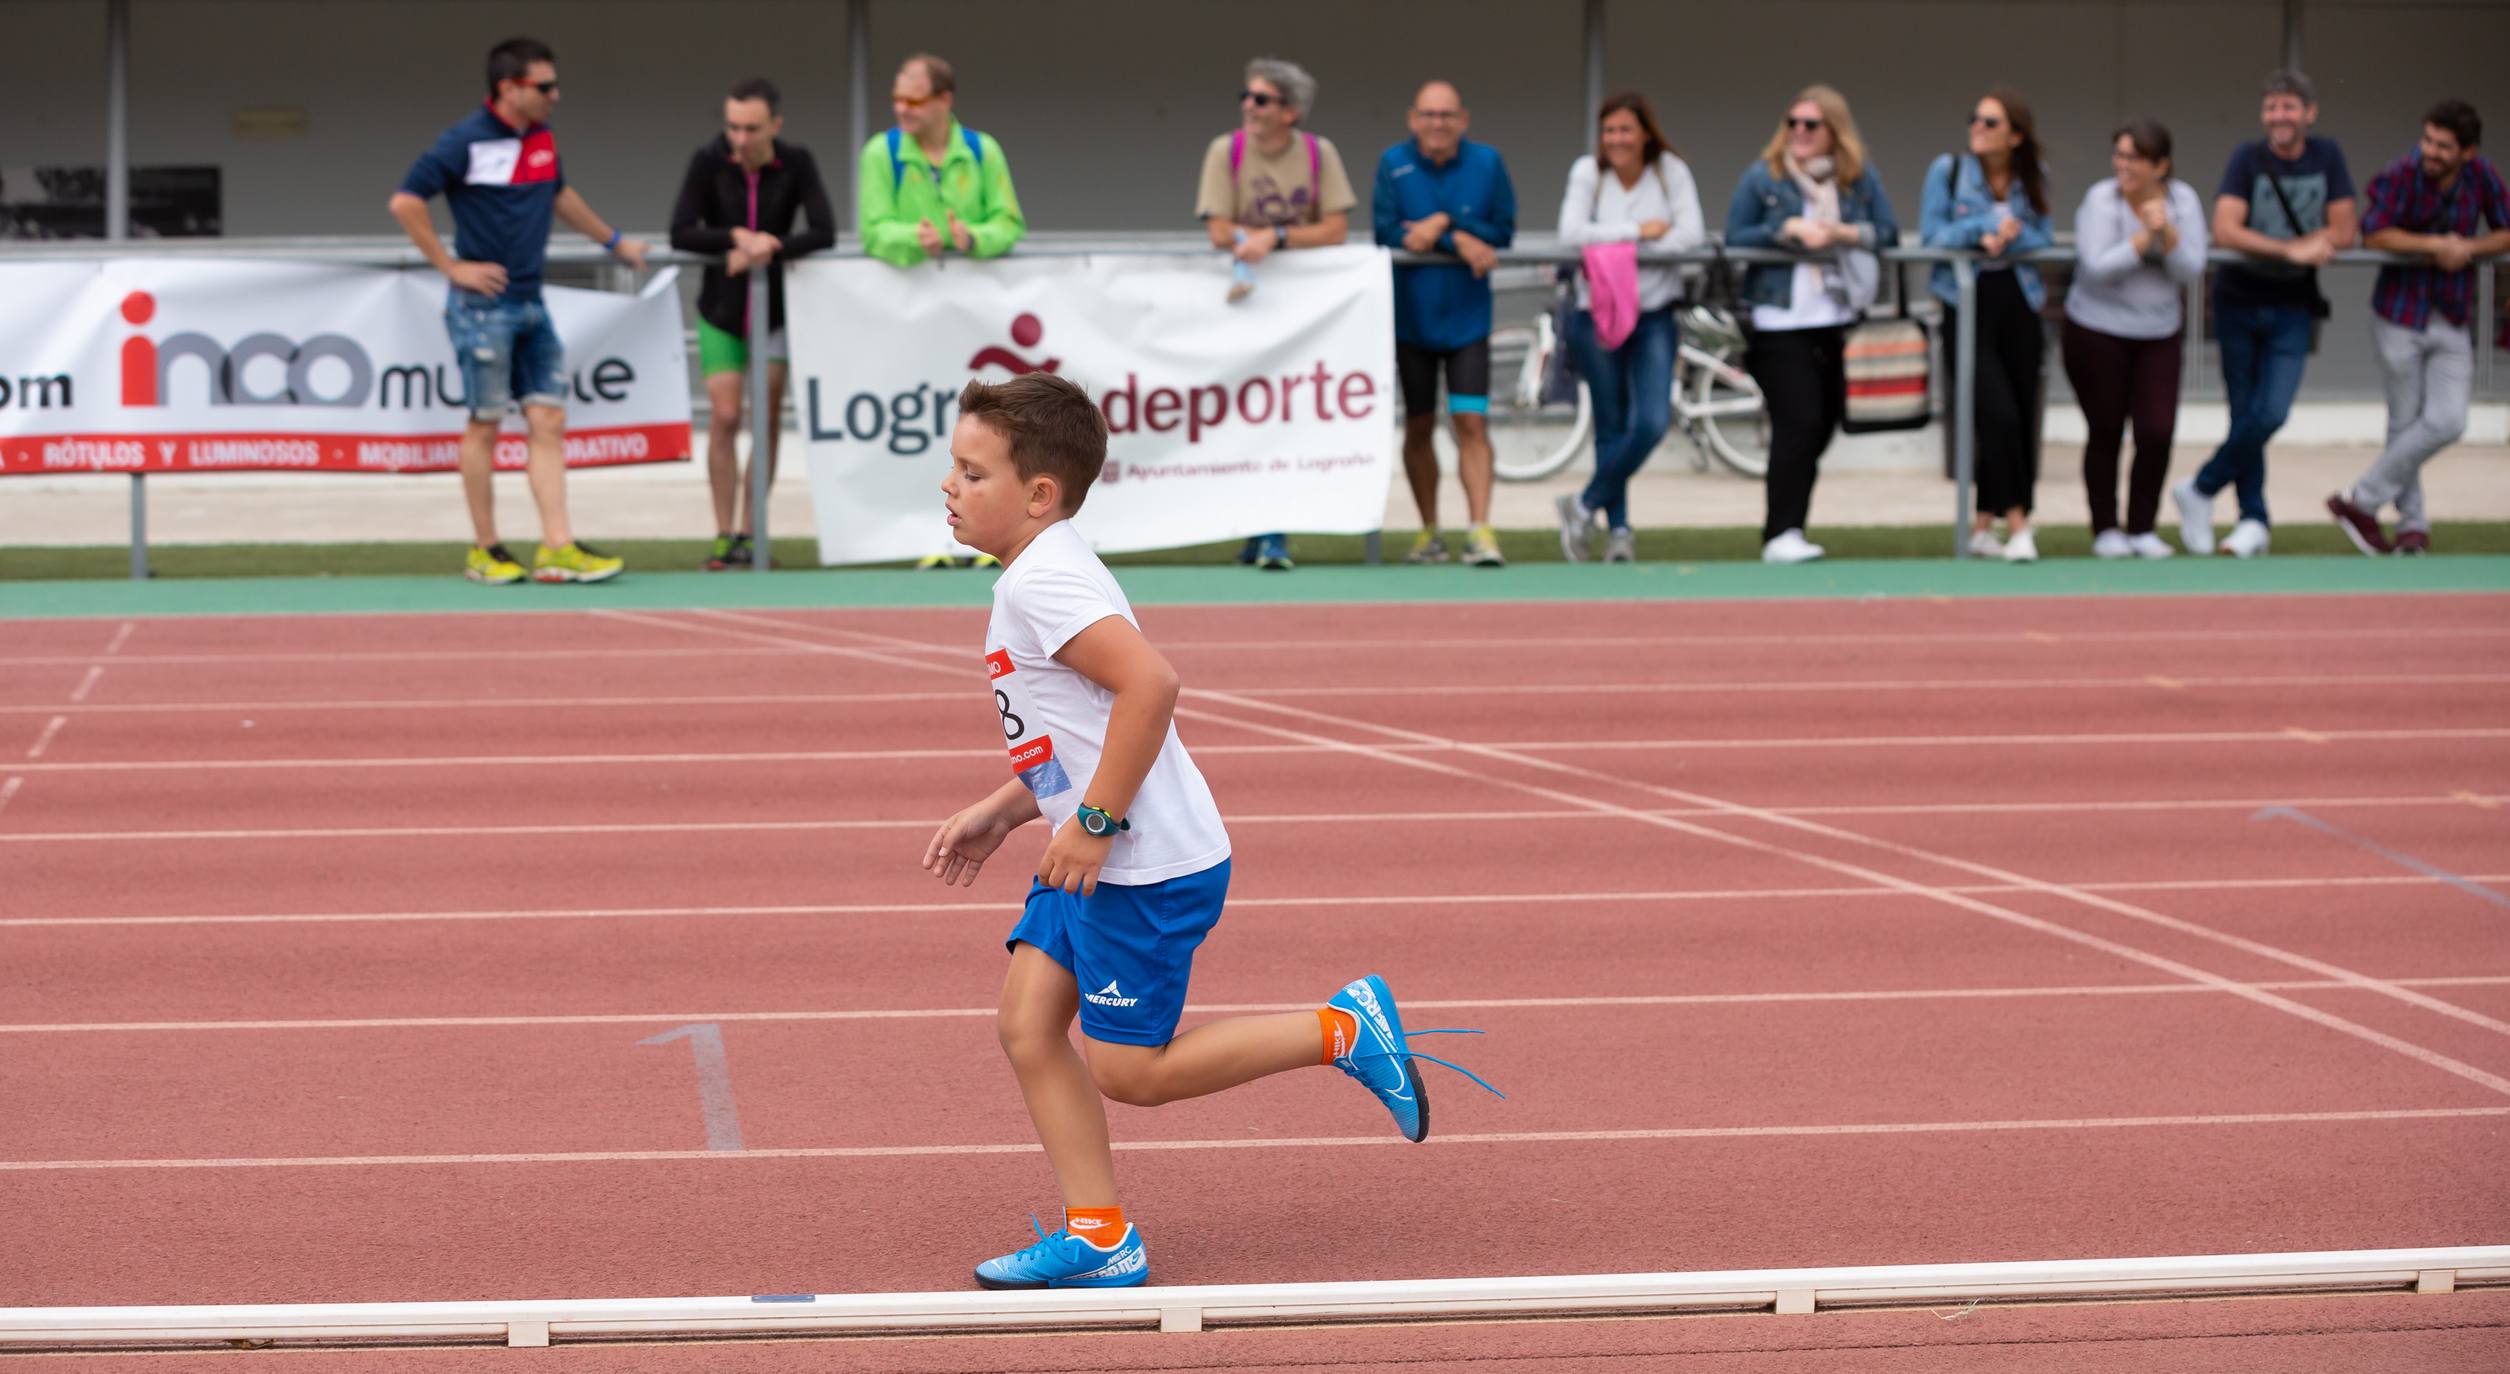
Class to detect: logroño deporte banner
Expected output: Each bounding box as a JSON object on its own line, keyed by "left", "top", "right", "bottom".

{"left": 0, "top": 258, "right": 691, "bottom": 476}
{"left": 786, "top": 246, "right": 1395, "bottom": 565}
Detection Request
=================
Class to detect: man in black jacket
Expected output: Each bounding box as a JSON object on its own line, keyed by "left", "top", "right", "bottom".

{"left": 670, "top": 76, "right": 838, "bottom": 570}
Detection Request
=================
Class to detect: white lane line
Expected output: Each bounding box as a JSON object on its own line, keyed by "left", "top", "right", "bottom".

{"left": 5, "top": 797, "right": 2498, "bottom": 846}
{"left": 25, "top": 716, "right": 65, "bottom": 759}
{"left": 12, "top": 728, "right": 2505, "bottom": 776}
{"left": 0, "top": 777, "right": 19, "bottom": 820}
{"left": 66, "top": 666, "right": 103, "bottom": 703}
{"left": 631, "top": 613, "right": 2510, "bottom": 1091}
{"left": 4, "top": 1107, "right": 2501, "bottom": 1172}
{"left": 1203, "top": 690, "right": 2510, "bottom": 1050}
{"left": 3, "top": 621, "right": 2503, "bottom": 668}
{"left": 103, "top": 622, "right": 133, "bottom": 655}
{"left": 12, "top": 977, "right": 2510, "bottom": 1035}
{"left": 7, "top": 872, "right": 2505, "bottom": 929}
{"left": 1177, "top": 693, "right": 2510, "bottom": 1098}
{"left": 16, "top": 672, "right": 2509, "bottom": 718}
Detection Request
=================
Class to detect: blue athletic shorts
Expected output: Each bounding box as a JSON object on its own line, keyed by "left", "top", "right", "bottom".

{"left": 1007, "top": 859, "right": 1230, "bottom": 1047}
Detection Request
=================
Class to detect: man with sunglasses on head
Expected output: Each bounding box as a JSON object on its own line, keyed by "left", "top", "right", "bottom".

{"left": 1196, "top": 57, "right": 1356, "bottom": 571}
{"left": 671, "top": 77, "right": 838, "bottom": 572}
{"left": 2172, "top": 69, "right": 2357, "bottom": 560}
{"left": 391, "top": 36, "right": 645, "bottom": 586}
{"left": 858, "top": 51, "right": 1027, "bottom": 569}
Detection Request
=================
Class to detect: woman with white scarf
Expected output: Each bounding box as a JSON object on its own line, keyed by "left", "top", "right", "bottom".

{"left": 1723, "top": 85, "right": 1900, "bottom": 563}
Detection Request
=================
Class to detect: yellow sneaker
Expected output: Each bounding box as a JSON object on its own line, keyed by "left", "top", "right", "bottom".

{"left": 533, "top": 541, "right": 624, "bottom": 584}
{"left": 465, "top": 543, "right": 527, "bottom": 585}
{"left": 916, "top": 552, "right": 955, "bottom": 570}
{"left": 1461, "top": 525, "right": 1506, "bottom": 567}
{"left": 969, "top": 553, "right": 1001, "bottom": 569}
{"left": 1405, "top": 531, "right": 1451, "bottom": 564}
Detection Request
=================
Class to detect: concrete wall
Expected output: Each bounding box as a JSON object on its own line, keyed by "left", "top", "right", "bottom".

{"left": 6, "top": 0, "right": 2505, "bottom": 399}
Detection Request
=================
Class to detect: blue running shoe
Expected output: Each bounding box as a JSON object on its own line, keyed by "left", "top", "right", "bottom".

{"left": 972, "top": 1216, "right": 1149, "bottom": 1290}
{"left": 1327, "top": 974, "right": 1505, "bottom": 1143}
{"left": 1234, "top": 536, "right": 1263, "bottom": 565}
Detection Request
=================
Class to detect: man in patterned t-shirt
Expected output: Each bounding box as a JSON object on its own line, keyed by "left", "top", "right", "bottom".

{"left": 2172, "top": 70, "right": 2358, "bottom": 559}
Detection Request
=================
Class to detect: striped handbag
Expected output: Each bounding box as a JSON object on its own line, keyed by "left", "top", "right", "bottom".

{"left": 1839, "top": 292, "right": 1933, "bottom": 434}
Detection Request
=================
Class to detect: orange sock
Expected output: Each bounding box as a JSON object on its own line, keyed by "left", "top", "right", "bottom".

{"left": 1065, "top": 1205, "right": 1126, "bottom": 1247}
{"left": 1318, "top": 1007, "right": 1358, "bottom": 1065}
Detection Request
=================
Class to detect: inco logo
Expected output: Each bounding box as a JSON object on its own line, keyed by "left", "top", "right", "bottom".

{"left": 114, "top": 290, "right": 640, "bottom": 411}
{"left": 1084, "top": 980, "right": 1140, "bottom": 1009}
{"left": 808, "top": 309, "right": 1378, "bottom": 456}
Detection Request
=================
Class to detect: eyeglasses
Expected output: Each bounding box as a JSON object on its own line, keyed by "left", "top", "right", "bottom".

{"left": 1240, "top": 89, "right": 1282, "bottom": 108}
{"left": 1786, "top": 116, "right": 1825, "bottom": 132}
{"left": 1969, "top": 113, "right": 2004, "bottom": 130}
{"left": 893, "top": 93, "right": 936, "bottom": 109}
{"left": 529, "top": 80, "right": 559, "bottom": 95}
{"left": 1412, "top": 109, "right": 1461, "bottom": 121}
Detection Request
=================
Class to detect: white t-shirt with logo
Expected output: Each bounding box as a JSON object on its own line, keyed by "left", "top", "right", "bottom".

{"left": 985, "top": 520, "right": 1230, "bottom": 886}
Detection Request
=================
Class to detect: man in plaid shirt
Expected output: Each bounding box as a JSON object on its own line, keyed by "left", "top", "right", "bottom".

{"left": 2328, "top": 99, "right": 2510, "bottom": 555}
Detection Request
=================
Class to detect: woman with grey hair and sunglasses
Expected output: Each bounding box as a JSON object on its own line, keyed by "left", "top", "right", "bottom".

{"left": 1196, "top": 56, "right": 1356, "bottom": 570}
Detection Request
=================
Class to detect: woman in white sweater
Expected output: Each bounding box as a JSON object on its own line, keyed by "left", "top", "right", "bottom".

{"left": 1551, "top": 92, "right": 1706, "bottom": 563}
{"left": 2060, "top": 119, "right": 2209, "bottom": 558}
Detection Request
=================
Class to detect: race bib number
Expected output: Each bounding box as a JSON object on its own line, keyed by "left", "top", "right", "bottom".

{"left": 986, "top": 649, "right": 1073, "bottom": 799}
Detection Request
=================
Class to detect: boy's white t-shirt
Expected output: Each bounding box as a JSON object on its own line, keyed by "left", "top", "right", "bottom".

{"left": 985, "top": 520, "right": 1231, "bottom": 886}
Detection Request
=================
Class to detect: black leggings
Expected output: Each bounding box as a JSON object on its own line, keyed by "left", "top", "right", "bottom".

{"left": 2060, "top": 319, "right": 2184, "bottom": 535}
{"left": 1940, "top": 271, "right": 2046, "bottom": 518}
{"left": 1746, "top": 324, "right": 1845, "bottom": 543}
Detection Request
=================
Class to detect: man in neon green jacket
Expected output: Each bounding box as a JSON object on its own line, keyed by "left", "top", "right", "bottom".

{"left": 856, "top": 53, "right": 1025, "bottom": 268}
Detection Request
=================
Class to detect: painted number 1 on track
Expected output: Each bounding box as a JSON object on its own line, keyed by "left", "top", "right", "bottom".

{"left": 639, "top": 1022, "right": 747, "bottom": 1152}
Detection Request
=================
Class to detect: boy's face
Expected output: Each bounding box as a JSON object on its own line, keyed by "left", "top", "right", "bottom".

{"left": 942, "top": 415, "right": 1054, "bottom": 556}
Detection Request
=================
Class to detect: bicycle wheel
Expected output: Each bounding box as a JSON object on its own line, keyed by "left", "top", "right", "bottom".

{"left": 1487, "top": 320, "right": 1592, "bottom": 482}
{"left": 1686, "top": 342, "right": 1770, "bottom": 479}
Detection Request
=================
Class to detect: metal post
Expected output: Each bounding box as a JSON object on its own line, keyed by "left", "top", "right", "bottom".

{"left": 745, "top": 266, "right": 772, "bottom": 573}
{"left": 2281, "top": 0, "right": 2304, "bottom": 73}
{"left": 2185, "top": 275, "right": 2205, "bottom": 394}
{"left": 1581, "top": 0, "right": 1605, "bottom": 135}
{"left": 108, "top": 0, "right": 147, "bottom": 580}
{"left": 849, "top": 0, "right": 872, "bottom": 213}
{"left": 1952, "top": 256, "right": 1977, "bottom": 558}
{"left": 2480, "top": 262, "right": 2496, "bottom": 398}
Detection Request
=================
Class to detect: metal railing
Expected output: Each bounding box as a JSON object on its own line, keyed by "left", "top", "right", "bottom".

{"left": 5, "top": 234, "right": 2498, "bottom": 573}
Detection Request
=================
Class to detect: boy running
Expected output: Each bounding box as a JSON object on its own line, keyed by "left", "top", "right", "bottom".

{"left": 923, "top": 374, "right": 1497, "bottom": 1290}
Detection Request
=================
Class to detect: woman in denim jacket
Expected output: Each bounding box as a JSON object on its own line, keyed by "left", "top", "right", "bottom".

{"left": 1725, "top": 84, "right": 1900, "bottom": 564}
{"left": 1922, "top": 87, "right": 2056, "bottom": 562}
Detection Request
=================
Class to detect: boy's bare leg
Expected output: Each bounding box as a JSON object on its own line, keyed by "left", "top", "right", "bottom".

{"left": 997, "top": 943, "right": 1119, "bottom": 1208}
{"left": 1083, "top": 1012, "right": 1318, "bottom": 1108}
{"left": 522, "top": 403, "right": 572, "bottom": 549}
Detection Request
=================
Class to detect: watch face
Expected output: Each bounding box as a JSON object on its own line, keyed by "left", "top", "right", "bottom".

{"left": 1083, "top": 811, "right": 1109, "bottom": 835}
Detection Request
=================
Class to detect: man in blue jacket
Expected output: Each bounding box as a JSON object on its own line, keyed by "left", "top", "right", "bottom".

{"left": 1374, "top": 81, "right": 1515, "bottom": 567}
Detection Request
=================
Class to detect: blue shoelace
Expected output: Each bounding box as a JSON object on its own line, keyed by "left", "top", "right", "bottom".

{"left": 1345, "top": 1027, "right": 1507, "bottom": 1099}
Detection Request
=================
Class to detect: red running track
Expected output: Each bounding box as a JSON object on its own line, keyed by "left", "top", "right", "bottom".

{"left": 1, "top": 593, "right": 2506, "bottom": 1368}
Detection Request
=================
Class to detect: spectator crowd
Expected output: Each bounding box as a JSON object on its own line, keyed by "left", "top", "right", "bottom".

{"left": 387, "top": 40, "right": 2509, "bottom": 582}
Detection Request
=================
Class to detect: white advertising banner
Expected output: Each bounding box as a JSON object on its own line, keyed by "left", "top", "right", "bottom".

{"left": 0, "top": 257, "right": 690, "bottom": 476}
{"left": 787, "top": 246, "right": 1395, "bottom": 565}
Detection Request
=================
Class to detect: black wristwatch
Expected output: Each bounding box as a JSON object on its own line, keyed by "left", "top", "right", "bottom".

{"left": 1273, "top": 224, "right": 1289, "bottom": 250}
{"left": 1077, "top": 804, "right": 1129, "bottom": 838}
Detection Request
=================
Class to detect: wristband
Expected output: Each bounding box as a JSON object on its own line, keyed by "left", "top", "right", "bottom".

{"left": 1273, "top": 224, "right": 1289, "bottom": 250}
{"left": 604, "top": 228, "right": 622, "bottom": 252}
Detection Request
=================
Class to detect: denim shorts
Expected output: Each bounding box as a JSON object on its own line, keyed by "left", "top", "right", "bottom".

{"left": 445, "top": 291, "right": 566, "bottom": 421}
{"left": 1007, "top": 859, "right": 1230, "bottom": 1047}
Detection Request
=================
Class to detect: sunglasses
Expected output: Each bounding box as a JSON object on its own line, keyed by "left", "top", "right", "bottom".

{"left": 529, "top": 79, "right": 558, "bottom": 95}
{"left": 1240, "top": 89, "right": 1282, "bottom": 108}
{"left": 1969, "top": 113, "right": 2004, "bottom": 130}
{"left": 1786, "top": 116, "right": 1825, "bottom": 132}
{"left": 893, "top": 93, "right": 936, "bottom": 108}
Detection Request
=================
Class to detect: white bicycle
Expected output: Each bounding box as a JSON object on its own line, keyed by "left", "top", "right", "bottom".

{"left": 1437, "top": 302, "right": 1771, "bottom": 481}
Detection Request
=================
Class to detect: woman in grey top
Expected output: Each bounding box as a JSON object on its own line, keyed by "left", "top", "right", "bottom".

{"left": 2061, "top": 120, "right": 2209, "bottom": 558}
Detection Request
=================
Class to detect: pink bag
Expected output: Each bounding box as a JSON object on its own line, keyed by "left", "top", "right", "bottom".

{"left": 1580, "top": 240, "right": 1641, "bottom": 350}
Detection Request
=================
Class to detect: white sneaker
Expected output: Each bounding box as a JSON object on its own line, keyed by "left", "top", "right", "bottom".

{"left": 1968, "top": 529, "right": 2007, "bottom": 558}
{"left": 2090, "top": 529, "right": 2134, "bottom": 559}
{"left": 2220, "top": 519, "right": 2271, "bottom": 558}
{"left": 2128, "top": 532, "right": 2175, "bottom": 559}
{"left": 1761, "top": 529, "right": 1825, "bottom": 564}
{"left": 2171, "top": 479, "right": 2215, "bottom": 556}
{"left": 2001, "top": 528, "right": 2039, "bottom": 563}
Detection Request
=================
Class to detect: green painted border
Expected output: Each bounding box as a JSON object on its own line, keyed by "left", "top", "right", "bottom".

{"left": 5, "top": 556, "right": 2505, "bottom": 620}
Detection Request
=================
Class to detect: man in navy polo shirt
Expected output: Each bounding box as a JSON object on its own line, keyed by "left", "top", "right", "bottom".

{"left": 389, "top": 36, "right": 647, "bottom": 585}
{"left": 1373, "top": 80, "right": 1515, "bottom": 568}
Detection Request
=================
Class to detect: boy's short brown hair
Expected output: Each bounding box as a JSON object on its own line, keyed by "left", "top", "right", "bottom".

{"left": 958, "top": 374, "right": 1107, "bottom": 513}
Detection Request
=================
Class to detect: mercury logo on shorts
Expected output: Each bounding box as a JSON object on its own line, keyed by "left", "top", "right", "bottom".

{"left": 1085, "top": 980, "right": 1140, "bottom": 1008}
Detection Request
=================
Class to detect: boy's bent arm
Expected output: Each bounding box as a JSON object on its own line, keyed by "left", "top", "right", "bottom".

{"left": 1053, "top": 615, "right": 1180, "bottom": 822}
